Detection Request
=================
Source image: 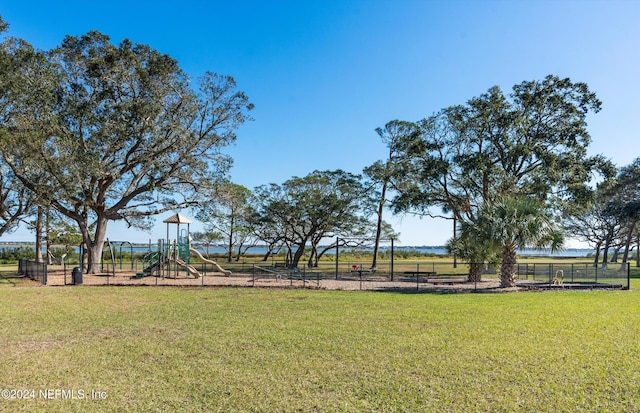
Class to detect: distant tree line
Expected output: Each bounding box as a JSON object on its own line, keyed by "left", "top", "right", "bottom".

{"left": 0, "top": 246, "right": 36, "bottom": 262}
{"left": 2, "top": 15, "right": 637, "bottom": 285}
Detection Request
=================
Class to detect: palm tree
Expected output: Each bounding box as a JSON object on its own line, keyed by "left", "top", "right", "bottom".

{"left": 460, "top": 196, "right": 564, "bottom": 287}
{"left": 446, "top": 224, "right": 499, "bottom": 282}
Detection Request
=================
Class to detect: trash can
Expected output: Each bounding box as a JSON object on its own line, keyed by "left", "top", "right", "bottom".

{"left": 72, "top": 267, "right": 83, "bottom": 285}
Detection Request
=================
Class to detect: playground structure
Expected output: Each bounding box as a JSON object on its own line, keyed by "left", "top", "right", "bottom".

{"left": 142, "top": 213, "right": 231, "bottom": 279}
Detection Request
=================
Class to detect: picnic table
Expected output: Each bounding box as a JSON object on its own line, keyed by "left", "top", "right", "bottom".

{"left": 402, "top": 271, "right": 465, "bottom": 285}
{"left": 424, "top": 277, "right": 466, "bottom": 285}
{"left": 403, "top": 270, "right": 437, "bottom": 277}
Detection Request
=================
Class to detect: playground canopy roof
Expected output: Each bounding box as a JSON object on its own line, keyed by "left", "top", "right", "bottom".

{"left": 162, "top": 213, "right": 193, "bottom": 224}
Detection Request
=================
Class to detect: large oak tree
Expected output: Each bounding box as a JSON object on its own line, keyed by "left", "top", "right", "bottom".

{"left": 253, "top": 170, "right": 373, "bottom": 269}
{"left": 0, "top": 29, "right": 253, "bottom": 273}
{"left": 390, "top": 76, "right": 611, "bottom": 284}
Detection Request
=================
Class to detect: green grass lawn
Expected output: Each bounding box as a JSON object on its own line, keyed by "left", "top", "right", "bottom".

{"left": 2, "top": 278, "right": 640, "bottom": 412}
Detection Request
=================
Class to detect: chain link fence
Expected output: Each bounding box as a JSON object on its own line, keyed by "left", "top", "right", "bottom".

{"left": 17, "top": 259, "right": 48, "bottom": 285}
{"left": 12, "top": 259, "right": 628, "bottom": 290}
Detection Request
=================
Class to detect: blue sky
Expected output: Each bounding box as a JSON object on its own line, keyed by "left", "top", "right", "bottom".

{"left": 1, "top": 0, "right": 639, "bottom": 246}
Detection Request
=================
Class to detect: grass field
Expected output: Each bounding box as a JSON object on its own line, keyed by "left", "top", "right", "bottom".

{"left": 2, "top": 276, "right": 640, "bottom": 412}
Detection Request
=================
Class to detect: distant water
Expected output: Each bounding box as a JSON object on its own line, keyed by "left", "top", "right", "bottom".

{"left": 375, "top": 246, "right": 595, "bottom": 257}
{"left": 2, "top": 243, "right": 595, "bottom": 257}
{"left": 187, "top": 245, "right": 595, "bottom": 257}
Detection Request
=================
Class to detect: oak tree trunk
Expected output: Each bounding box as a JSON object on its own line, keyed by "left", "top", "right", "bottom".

{"left": 291, "top": 240, "right": 307, "bottom": 269}
{"left": 84, "top": 216, "right": 109, "bottom": 274}
{"left": 619, "top": 222, "right": 636, "bottom": 271}
{"left": 35, "top": 206, "right": 44, "bottom": 263}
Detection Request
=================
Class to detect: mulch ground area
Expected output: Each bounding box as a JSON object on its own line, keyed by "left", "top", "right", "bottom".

{"left": 38, "top": 269, "right": 515, "bottom": 292}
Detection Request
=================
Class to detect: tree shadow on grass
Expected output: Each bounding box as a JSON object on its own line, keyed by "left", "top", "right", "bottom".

{"left": 364, "top": 284, "right": 515, "bottom": 295}
{"left": 0, "top": 273, "right": 27, "bottom": 287}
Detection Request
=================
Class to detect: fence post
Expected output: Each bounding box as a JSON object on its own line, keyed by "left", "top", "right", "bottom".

{"left": 390, "top": 238, "right": 394, "bottom": 281}
{"left": 627, "top": 262, "right": 630, "bottom": 290}
{"left": 335, "top": 237, "right": 339, "bottom": 280}
{"left": 571, "top": 263, "right": 574, "bottom": 283}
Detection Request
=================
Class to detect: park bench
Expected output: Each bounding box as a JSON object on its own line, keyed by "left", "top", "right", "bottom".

{"left": 403, "top": 270, "right": 437, "bottom": 282}
{"left": 425, "top": 277, "right": 466, "bottom": 285}
{"left": 403, "top": 270, "right": 437, "bottom": 277}
{"left": 403, "top": 271, "right": 465, "bottom": 285}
